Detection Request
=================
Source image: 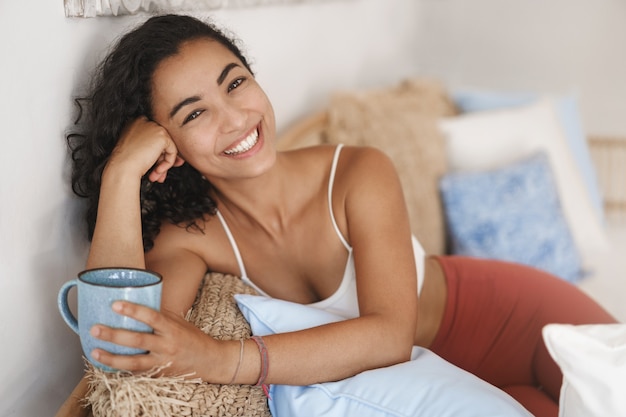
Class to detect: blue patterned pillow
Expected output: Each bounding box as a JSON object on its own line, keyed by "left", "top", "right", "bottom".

{"left": 440, "top": 152, "right": 582, "bottom": 282}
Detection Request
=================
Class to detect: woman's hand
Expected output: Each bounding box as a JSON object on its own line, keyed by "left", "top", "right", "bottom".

{"left": 89, "top": 301, "right": 217, "bottom": 378}
{"left": 108, "top": 117, "right": 185, "bottom": 183}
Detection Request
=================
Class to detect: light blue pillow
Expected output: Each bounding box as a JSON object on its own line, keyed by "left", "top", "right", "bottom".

{"left": 452, "top": 90, "right": 604, "bottom": 224}
{"left": 234, "top": 294, "right": 532, "bottom": 417}
{"left": 439, "top": 151, "right": 583, "bottom": 282}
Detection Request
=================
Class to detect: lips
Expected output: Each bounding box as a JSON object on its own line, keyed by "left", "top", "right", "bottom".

{"left": 223, "top": 128, "right": 259, "bottom": 156}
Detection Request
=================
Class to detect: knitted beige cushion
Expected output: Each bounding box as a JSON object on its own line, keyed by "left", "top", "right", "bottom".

{"left": 325, "top": 78, "right": 457, "bottom": 255}
{"left": 84, "top": 272, "right": 271, "bottom": 417}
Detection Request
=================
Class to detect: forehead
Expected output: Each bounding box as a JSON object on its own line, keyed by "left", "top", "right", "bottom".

{"left": 153, "top": 38, "right": 238, "bottom": 84}
{"left": 150, "top": 38, "right": 243, "bottom": 113}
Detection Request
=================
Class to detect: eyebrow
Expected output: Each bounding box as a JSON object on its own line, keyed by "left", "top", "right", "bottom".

{"left": 168, "top": 62, "right": 241, "bottom": 120}
{"left": 169, "top": 96, "right": 200, "bottom": 119}
{"left": 217, "top": 62, "right": 240, "bottom": 85}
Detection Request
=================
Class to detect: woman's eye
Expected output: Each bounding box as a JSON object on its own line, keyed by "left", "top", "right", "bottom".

{"left": 228, "top": 77, "right": 245, "bottom": 92}
{"left": 183, "top": 110, "right": 202, "bottom": 125}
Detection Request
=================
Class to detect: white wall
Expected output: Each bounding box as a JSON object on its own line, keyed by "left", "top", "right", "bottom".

{"left": 413, "top": 0, "right": 626, "bottom": 137}
{"left": 2, "top": 0, "right": 626, "bottom": 415}
{"left": 0, "top": 1, "right": 422, "bottom": 415}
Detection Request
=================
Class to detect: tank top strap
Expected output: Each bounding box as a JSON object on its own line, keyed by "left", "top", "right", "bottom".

{"left": 328, "top": 144, "right": 351, "bottom": 251}
{"left": 216, "top": 210, "right": 248, "bottom": 279}
{"left": 216, "top": 210, "right": 269, "bottom": 296}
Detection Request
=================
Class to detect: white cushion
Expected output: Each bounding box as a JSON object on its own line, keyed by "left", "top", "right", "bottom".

{"left": 439, "top": 98, "right": 608, "bottom": 272}
{"left": 451, "top": 91, "right": 604, "bottom": 223}
{"left": 235, "top": 294, "right": 532, "bottom": 417}
{"left": 542, "top": 323, "right": 626, "bottom": 417}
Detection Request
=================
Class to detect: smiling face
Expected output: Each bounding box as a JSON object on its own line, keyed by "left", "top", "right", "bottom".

{"left": 150, "top": 37, "right": 277, "bottom": 182}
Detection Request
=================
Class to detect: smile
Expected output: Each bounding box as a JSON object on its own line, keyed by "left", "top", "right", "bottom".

{"left": 224, "top": 128, "right": 259, "bottom": 156}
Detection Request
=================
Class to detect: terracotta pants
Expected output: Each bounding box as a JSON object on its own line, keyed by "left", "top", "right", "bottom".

{"left": 429, "top": 256, "right": 617, "bottom": 417}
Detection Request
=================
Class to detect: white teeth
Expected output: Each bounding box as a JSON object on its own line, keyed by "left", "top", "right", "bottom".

{"left": 224, "top": 129, "right": 259, "bottom": 155}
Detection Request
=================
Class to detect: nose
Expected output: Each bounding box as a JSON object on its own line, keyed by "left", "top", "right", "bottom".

{"left": 217, "top": 100, "right": 247, "bottom": 134}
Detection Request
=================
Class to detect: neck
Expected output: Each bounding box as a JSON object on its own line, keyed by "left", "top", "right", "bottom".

{"left": 209, "top": 153, "right": 296, "bottom": 236}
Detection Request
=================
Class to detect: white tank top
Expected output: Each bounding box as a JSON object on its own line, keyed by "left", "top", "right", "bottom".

{"left": 217, "top": 144, "right": 425, "bottom": 319}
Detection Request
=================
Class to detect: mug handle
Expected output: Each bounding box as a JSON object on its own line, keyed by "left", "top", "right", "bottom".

{"left": 57, "top": 279, "right": 79, "bottom": 334}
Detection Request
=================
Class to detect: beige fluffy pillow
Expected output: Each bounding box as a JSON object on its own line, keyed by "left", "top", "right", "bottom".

{"left": 325, "top": 78, "right": 456, "bottom": 255}
{"left": 84, "top": 273, "right": 271, "bottom": 417}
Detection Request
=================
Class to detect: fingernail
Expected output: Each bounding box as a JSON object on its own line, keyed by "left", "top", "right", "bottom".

{"left": 112, "top": 301, "right": 123, "bottom": 312}
{"left": 92, "top": 350, "right": 100, "bottom": 360}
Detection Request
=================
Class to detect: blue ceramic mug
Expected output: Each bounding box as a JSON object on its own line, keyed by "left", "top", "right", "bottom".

{"left": 57, "top": 267, "right": 162, "bottom": 371}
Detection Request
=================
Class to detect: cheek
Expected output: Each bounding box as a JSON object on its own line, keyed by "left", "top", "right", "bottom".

{"left": 173, "top": 127, "right": 219, "bottom": 161}
{"left": 257, "top": 94, "right": 276, "bottom": 132}
{"left": 169, "top": 134, "right": 199, "bottom": 162}
{"left": 248, "top": 83, "right": 274, "bottom": 115}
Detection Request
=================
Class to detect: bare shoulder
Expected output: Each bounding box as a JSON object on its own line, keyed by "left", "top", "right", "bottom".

{"left": 279, "top": 143, "right": 340, "bottom": 163}
{"left": 145, "top": 216, "right": 227, "bottom": 314}
{"left": 279, "top": 144, "right": 400, "bottom": 202}
{"left": 281, "top": 144, "right": 393, "bottom": 175}
{"left": 144, "top": 219, "right": 208, "bottom": 279}
{"left": 146, "top": 218, "right": 206, "bottom": 258}
{"left": 335, "top": 145, "right": 400, "bottom": 189}
{"left": 313, "top": 145, "right": 405, "bottom": 239}
{"left": 278, "top": 144, "right": 344, "bottom": 186}
{"left": 145, "top": 215, "right": 221, "bottom": 267}
{"left": 338, "top": 145, "right": 393, "bottom": 166}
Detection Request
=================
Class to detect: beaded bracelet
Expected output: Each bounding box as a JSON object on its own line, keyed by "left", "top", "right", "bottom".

{"left": 251, "top": 336, "right": 270, "bottom": 398}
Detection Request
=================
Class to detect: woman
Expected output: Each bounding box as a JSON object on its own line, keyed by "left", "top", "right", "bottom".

{"left": 57, "top": 14, "right": 615, "bottom": 417}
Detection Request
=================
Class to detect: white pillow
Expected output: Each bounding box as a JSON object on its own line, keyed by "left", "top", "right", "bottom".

{"left": 235, "top": 294, "right": 532, "bottom": 417}
{"left": 450, "top": 91, "right": 605, "bottom": 224}
{"left": 542, "top": 323, "right": 626, "bottom": 417}
{"left": 439, "top": 98, "right": 608, "bottom": 273}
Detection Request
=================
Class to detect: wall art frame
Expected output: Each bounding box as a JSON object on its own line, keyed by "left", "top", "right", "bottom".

{"left": 64, "top": 0, "right": 337, "bottom": 18}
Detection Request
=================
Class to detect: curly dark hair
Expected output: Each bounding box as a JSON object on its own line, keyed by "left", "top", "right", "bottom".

{"left": 68, "top": 14, "right": 253, "bottom": 251}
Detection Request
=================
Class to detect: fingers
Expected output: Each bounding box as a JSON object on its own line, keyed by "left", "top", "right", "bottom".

{"left": 148, "top": 137, "right": 185, "bottom": 183}
{"left": 148, "top": 151, "right": 184, "bottom": 183}
{"left": 114, "top": 117, "right": 185, "bottom": 182}
{"left": 174, "top": 155, "right": 185, "bottom": 167}
{"left": 90, "top": 304, "right": 158, "bottom": 349}
{"left": 91, "top": 347, "right": 153, "bottom": 372}
{"left": 89, "top": 325, "right": 155, "bottom": 371}
{"left": 90, "top": 302, "right": 162, "bottom": 371}
{"left": 113, "top": 300, "right": 162, "bottom": 327}
{"left": 90, "top": 301, "right": 206, "bottom": 375}
{"left": 90, "top": 324, "right": 154, "bottom": 350}
{"left": 148, "top": 164, "right": 169, "bottom": 183}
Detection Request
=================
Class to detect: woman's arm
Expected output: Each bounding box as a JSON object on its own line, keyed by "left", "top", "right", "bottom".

{"left": 54, "top": 376, "right": 91, "bottom": 417}
{"left": 87, "top": 117, "right": 183, "bottom": 270}
{"left": 55, "top": 118, "right": 185, "bottom": 417}
{"left": 92, "top": 146, "right": 419, "bottom": 386}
